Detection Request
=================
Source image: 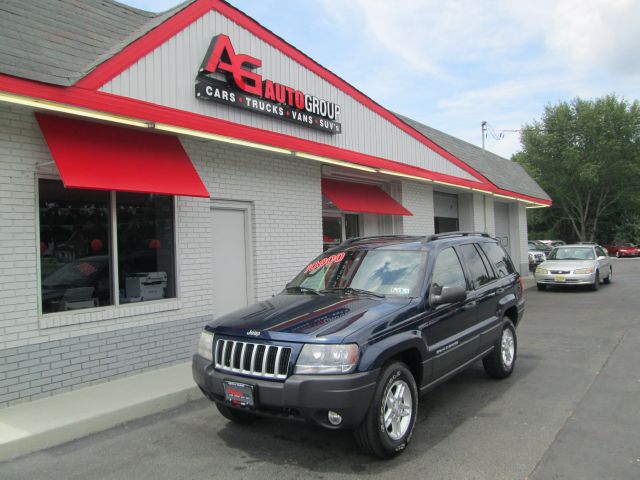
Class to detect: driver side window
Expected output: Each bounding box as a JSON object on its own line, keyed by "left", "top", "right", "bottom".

{"left": 430, "top": 248, "right": 467, "bottom": 296}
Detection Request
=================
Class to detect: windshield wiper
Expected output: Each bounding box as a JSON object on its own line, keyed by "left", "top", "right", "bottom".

{"left": 285, "top": 286, "right": 321, "bottom": 295}
{"left": 320, "top": 287, "right": 385, "bottom": 298}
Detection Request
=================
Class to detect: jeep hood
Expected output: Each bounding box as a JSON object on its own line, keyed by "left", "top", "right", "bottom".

{"left": 208, "top": 293, "right": 411, "bottom": 342}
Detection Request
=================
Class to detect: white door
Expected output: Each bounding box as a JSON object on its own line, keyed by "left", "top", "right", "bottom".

{"left": 212, "top": 204, "right": 252, "bottom": 317}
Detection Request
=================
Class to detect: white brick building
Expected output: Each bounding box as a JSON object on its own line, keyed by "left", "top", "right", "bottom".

{"left": 0, "top": 0, "right": 550, "bottom": 407}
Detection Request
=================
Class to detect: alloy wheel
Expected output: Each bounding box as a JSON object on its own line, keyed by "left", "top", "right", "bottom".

{"left": 383, "top": 379, "right": 413, "bottom": 440}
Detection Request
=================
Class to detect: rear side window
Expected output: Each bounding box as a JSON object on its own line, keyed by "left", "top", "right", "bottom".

{"left": 458, "top": 243, "right": 492, "bottom": 288}
{"left": 481, "top": 242, "right": 516, "bottom": 278}
{"left": 430, "top": 247, "right": 467, "bottom": 295}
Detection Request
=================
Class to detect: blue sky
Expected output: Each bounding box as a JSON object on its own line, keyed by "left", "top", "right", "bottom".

{"left": 122, "top": 0, "right": 640, "bottom": 159}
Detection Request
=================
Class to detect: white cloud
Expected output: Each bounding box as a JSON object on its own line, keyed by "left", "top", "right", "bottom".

{"left": 542, "top": 0, "right": 640, "bottom": 75}
{"left": 321, "top": 0, "right": 640, "bottom": 77}
{"left": 322, "top": 0, "right": 534, "bottom": 79}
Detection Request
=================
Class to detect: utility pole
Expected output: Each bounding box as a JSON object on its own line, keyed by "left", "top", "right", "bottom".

{"left": 481, "top": 121, "right": 487, "bottom": 151}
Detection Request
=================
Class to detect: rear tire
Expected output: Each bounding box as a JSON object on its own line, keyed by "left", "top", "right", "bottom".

{"left": 603, "top": 267, "right": 612, "bottom": 284}
{"left": 536, "top": 283, "right": 546, "bottom": 291}
{"left": 483, "top": 320, "right": 517, "bottom": 379}
{"left": 355, "top": 362, "right": 418, "bottom": 459}
{"left": 590, "top": 271, "right": 600, "bottom": 291}
{"left": 216, "top": 403, "right": 261, "bottom": 424}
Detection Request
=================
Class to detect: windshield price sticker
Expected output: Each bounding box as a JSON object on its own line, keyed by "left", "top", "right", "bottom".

{"left": 305, "top": 252, "right": 345, "bottom": 273}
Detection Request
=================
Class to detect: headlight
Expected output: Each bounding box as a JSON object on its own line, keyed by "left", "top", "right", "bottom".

{"left": 294, "top": 344, "right": 359, "bottom": 374}
{"left": 574, "top": 267, "right": 594, "bottom": 274}
{"left": 197, "top": 330, "right": 215, "bottom": 361}
{"left": 536, "top": 267, "right": 549, "bottom": 274}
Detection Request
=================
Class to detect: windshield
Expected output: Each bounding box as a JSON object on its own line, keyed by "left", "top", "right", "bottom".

{"left": 287, "top": 249, "right": 428, "bottom": 297}
{"left": 548, "top": 247, "right": 595, "bottom": 261}
{"left": 529, "top": 242, "right": 549, "bottom": 252}
{"left": 42, "top": 256, "right": 107, "bottom": 288}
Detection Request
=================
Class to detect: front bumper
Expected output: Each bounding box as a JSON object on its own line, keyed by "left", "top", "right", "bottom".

{"left": 534, "top": 271, "right": 596, "bottom": 286}
{"left": 192, "top": 354, "right": 379, "bottom": 429}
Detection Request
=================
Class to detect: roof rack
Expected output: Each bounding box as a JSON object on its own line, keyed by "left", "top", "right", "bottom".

{"left": 426, "top": 231, "right": 491, "bottom": 242}
{"left": 339, "top": 235, "right": 424, "bottom": 246}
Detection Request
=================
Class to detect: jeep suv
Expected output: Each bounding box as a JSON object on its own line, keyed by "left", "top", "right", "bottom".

{"left": 192, "top": 232, "right": 524, "bottom": 458}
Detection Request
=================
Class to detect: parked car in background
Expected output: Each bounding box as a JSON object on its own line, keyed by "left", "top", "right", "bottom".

{"left": 536, "top": 240, "right": 566, "bottom": 248}
{"left": 528, "top": 241, "right": 552, "bottom": 258}
{"left": 605, "top": 242, "right": 640, "bottom": 258}
{"left": 534, "top": 244, "right": 612, "bottom": 291}
{"left": 528, "top": 247, "right": 546, "bottom": 271}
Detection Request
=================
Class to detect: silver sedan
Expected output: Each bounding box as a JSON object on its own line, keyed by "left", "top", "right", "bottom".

{"left": 534, "top": 244, "right": 612, "bottom": 291}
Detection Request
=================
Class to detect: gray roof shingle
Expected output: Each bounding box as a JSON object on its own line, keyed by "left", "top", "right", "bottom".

{"left": 0, "top": 0, "right": 194, "bottom": 86}
{"left": 396, "top": 114, "right": 550, "bottom": 201}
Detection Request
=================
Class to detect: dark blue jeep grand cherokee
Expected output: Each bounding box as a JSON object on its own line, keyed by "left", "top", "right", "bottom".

{"left": 193, "top": 232, "right": 525, "bottom": 458}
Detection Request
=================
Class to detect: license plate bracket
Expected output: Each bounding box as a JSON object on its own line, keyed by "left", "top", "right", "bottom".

{"left": 223, "top": 381, "right": 256, "bottom": 408}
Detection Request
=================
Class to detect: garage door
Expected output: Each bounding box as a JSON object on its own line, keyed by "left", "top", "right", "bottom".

{"left": 212, "top": 203, "right": 253, "bottom": 317}
{"left": 494, "top": 202, "right": 510, "bottom": 249}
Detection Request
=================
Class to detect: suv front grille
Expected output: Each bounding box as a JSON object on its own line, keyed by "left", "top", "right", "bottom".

{"left": 214, "top": 339, "right": 292, "bottom": 380}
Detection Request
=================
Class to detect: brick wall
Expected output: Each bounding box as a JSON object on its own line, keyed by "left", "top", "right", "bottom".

{"left": 400, "top": 181, "right": 435, "bottom": 236}
{"left": 0, "top": 104, "right": 322, "bottom": 406}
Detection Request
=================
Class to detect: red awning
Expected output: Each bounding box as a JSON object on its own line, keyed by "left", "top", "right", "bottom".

{"left": 36, "top": 114, "right": 209, "bottom": 197}
{"left": 321, "top": 179, "right": 412, "bottom": 216}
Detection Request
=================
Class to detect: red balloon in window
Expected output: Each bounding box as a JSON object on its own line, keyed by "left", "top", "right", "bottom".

{"left": 149, "top": 239, "right": 161, "bottom": 249}
{"left": 90, "top": 239, "right": 103, "bottom": 252}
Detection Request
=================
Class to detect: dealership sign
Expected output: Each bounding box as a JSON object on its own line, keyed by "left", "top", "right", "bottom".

{"left": 195, "top": 35, "right": 342, "bottom": 134}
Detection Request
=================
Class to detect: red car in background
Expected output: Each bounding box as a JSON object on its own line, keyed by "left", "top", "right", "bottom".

{"left": 605, "top": 242, "right": 640, "bottom": 257}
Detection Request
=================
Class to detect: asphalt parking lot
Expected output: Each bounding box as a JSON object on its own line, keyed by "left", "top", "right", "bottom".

{"left": 2, "top": 259, "right": 639, "bottom": 480}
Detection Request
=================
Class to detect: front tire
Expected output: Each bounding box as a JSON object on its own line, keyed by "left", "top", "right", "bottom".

{"left": 355, "top": 362, "right": 418, "bottom": 459}
{"left": 603, "top": 267, "right": 612, "bottom": 284}
{"left": 483, "top": 320, "right": 517, "bottom": 379}
{"left": 537, "top": 283, "right": 546, "bottom": 291}
{"left": 590, "top": 271, "right": 600, "bottom": 291}
{"left": 216, "top": 403, "right": 261, "bottom": 424}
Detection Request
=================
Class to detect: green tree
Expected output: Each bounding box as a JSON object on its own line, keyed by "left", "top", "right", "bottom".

{"left": 515, "top": 95, "right": 640, "bottom": 242}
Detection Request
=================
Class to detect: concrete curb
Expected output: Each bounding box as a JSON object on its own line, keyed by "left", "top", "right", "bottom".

{"left": 522, "top": 275, "right": 536, "bottom": 290}
{"left": 0, "top": 362, "right": 200, "bottom": 462}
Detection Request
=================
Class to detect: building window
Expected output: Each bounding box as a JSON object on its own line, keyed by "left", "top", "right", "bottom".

{"left": 434, "top": 217, "right": 459, "bottom": 234}
{"left": 117, "top": 192, "right": 176, "bottom": 304}
{"left": 322, "top": 213, "right": 360, "bottom": 251}
{"left": 38, "top": 179, "right": 176, "bottom": 314}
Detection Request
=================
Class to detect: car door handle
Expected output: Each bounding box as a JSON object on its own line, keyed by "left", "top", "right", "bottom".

{"left": 463, "top": 301, "right": 477, "bottom": 310}
{"left": 496, "top": 288, "right": 505, "bottom": 294}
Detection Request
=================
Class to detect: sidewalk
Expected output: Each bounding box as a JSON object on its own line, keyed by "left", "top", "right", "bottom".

{"left": 0, "top": 362, "right": 200, "bottom": 462}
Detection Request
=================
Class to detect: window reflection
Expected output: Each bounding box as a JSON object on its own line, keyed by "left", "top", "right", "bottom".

{"left": 117, "top": 192, "right": 175, "bottom": 303}
{"left": 39, "top": 179, "right": 112, "bottom": 313}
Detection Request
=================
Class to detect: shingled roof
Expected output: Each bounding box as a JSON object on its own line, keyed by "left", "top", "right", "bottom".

{"left": 0, "top": 0, "right": 194, "bottom": 86}
{"left": 396, "top": 114, "right": 550, "bottom": 201}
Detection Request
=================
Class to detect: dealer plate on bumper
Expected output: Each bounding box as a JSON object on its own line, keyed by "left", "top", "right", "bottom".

{"left": 223, "top": 381, "right": 255, "bottom": 407}
{"left": 554, "top": 275, "right": 566, "bottom": 282}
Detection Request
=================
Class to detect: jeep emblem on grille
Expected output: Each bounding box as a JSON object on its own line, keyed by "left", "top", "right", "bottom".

{"left": 246, "top": 330, "right": 261, "bottom": 337}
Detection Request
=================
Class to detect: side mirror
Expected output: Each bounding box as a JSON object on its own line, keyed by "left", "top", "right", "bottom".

{"left": 597, "top": 255, "right": 607, "bottom": 260}
{"left": 430, "top": 285, "right": 467, "bottom": 306}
